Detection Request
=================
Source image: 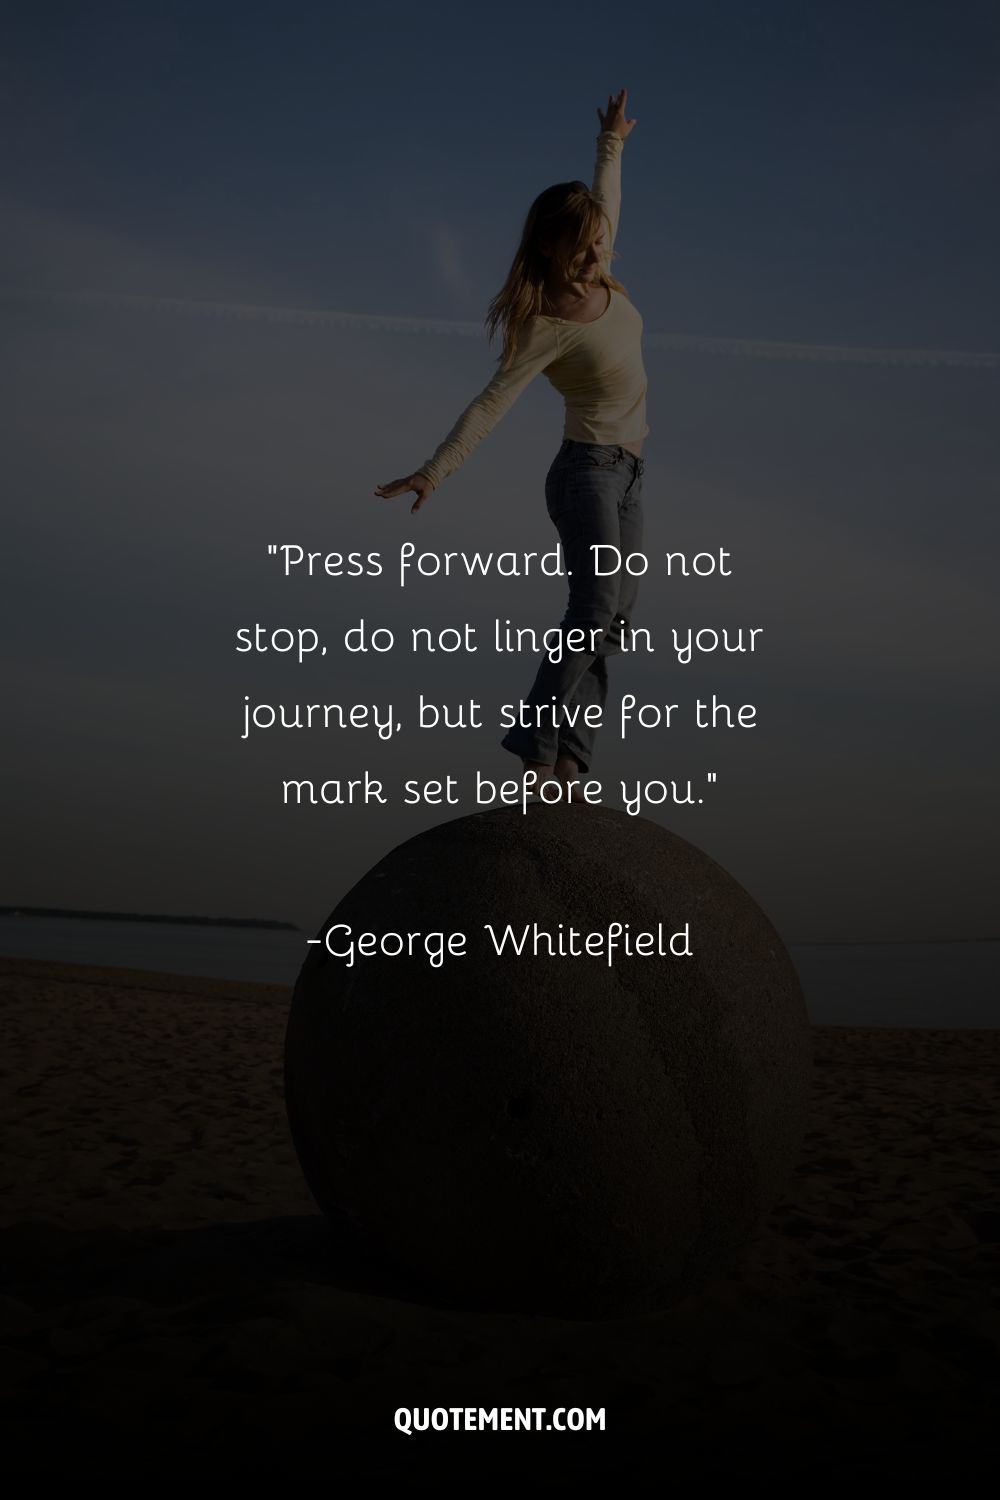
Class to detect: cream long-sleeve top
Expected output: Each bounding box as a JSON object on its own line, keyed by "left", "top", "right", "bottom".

{"left": 416, "top": 132, "right": 648, "bottom": 490}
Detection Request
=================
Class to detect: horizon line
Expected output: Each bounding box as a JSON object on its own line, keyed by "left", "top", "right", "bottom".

{"left": 1, "top": 907, "right": 996, "bottom": 945}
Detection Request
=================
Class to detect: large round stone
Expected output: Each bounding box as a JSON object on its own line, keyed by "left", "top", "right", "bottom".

{"left": 284, "top": 806, "right": 812, "bottom": 1319}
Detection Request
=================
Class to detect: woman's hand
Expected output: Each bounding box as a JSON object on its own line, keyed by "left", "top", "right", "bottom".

{"left": 374, "top": 472, "right": 436, "bottom": 514}
{"left": 597, "top": 87, "right": 637, "bottom": 141}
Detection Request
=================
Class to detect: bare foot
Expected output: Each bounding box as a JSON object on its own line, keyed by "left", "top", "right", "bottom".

{"left": 554, "top": 754, "right": 590, "bottom": 804}
{"left": 522, "top": 758, "right": 557, "bottom": 795}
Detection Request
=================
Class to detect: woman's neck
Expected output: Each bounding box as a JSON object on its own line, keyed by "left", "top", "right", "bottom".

{"left": 542, "top": 275, "right": 602, "bottom": 312}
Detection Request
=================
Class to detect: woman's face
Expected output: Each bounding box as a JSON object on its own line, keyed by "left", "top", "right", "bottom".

{"left": 542, "top": 224, "right": 606, "bottom": 285}
{"left": 567, "top": 226, "right": 606, "bottom": 283}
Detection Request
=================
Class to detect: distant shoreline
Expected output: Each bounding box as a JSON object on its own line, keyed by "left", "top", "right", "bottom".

{"left": 0, "top": 908, "right": 994, "bottom": 945}
{"left": 0, "top": 906, "right": 299, "bottom": 931}
{"left": 788, "top": 937, "right": 999, "bottom": 946}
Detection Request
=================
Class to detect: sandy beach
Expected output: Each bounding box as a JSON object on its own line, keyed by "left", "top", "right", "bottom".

{"left": 1, "top": 953, "right": 997, "bottom": 1478}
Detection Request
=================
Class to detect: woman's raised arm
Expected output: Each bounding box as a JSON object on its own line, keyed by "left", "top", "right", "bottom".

{"left": 592, "top": 87, "right": 637, "bottom": 273}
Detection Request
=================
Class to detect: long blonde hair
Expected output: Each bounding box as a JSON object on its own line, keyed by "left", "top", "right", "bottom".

{"left": 485, "top": 180, "right": 628, "bottom": 370}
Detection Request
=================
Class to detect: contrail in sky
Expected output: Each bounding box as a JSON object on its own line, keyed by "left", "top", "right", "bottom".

{"left": 5, "top": 289, "right": 999, "bottom": 369}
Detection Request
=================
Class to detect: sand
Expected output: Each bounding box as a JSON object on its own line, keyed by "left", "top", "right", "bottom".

{"left": 1, "top": 954, "right": 997, "bottom": 1478}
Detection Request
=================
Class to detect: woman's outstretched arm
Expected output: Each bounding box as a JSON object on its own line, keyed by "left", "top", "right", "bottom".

{"left": 592, "top": 87, "right": 637, "bottom": 275}
{"left": 375, "top": 316, "right": 559, "bottom": 510}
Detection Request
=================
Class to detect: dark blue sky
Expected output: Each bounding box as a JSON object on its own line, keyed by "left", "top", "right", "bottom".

{"left": 5, "top": 0, "right": 999, "bottom": 344}
{"left": 3, "top": 2, "right": 998, "bottom": 942}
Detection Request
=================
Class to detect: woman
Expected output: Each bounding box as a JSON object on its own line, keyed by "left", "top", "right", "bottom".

{"left": 375, "top": 88, "right": 647, "bottom": 803}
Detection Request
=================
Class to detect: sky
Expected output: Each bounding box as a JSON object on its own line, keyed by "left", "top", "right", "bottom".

{"left": 3, "top": 0, "right": 999, "bottom": 944}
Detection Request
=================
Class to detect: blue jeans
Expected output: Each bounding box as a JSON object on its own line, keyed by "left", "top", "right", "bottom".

{"left": 500, "top": 439, "right": 645, "bottom": 773}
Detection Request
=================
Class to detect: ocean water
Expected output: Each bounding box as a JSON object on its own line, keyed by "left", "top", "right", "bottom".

{"left": 0, "top": 916, "right": 307, "bottom": 990}
{"left": 0, "top": 916, "right": 997, "bottom": 1029}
